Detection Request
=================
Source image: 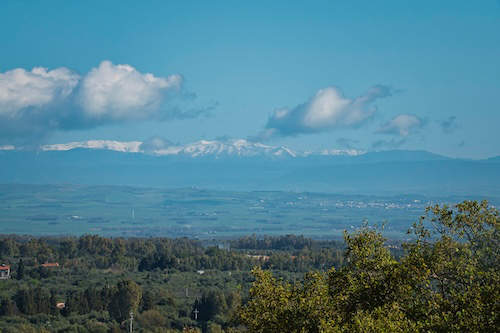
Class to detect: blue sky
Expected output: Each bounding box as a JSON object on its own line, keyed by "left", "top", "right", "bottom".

{"left": 0, "top": 0, "right": 499, "bottom": 158}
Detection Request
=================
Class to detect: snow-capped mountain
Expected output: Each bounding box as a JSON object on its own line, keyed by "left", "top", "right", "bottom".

{"left": 2, "top": 141, "right": 497, "bottom": 196}
{"left": 319, "top": 149, "right": 365, "bottom": 157}
{"left": 153, "top": 139, "right": 298, "bottom": 158}
{"left": 41, "top": 140, "right": 143, "bottom": 153}
{"left": 30, "top": 138, "right": 365, "bottom": 158}
{"left": 0, "top": 145, "right": 15, "bottom": 151}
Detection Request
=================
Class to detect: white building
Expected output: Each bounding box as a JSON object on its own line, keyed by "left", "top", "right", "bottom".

{"left": 0, "top": 264, "right": 10, "bottom": 279}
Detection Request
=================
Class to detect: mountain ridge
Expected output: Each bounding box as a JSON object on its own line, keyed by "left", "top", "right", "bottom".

{"left": 1, "top": 145, "right": 499, "bottom": 197}
{"left": 0, "top": 138, "right": 461, "bottom": 161}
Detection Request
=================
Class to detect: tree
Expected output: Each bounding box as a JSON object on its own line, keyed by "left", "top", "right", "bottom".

{"left": 14, "top": 289, "right": 36, "bottom": 315}
{"left": 141, "top": 289, "right": 159, "bottom": 312}
{"left": 59, "top": 238, "right": 77, "bottom": 259}
{"left": 238, "top": 267, "right": 331, "bottom": 333}
{"left": 196, "top": 290, "right": 227, "bottom": 323}
{"left": 399, "top": 200, "right": 499, "bottom": 332}
{"left": 238, "top": 200, "right": 499, "bottom": 333}
{"left": 0, "top": 298, "right": 18, "bottom": 316}
{"left": 16, "top": 259, "right": 24, "bottom": 280}
{"left": 108, "top": 280, "right": 142, "bottom": 323}
{"left": 137, "top": 309, "right": 167, "bottom": 330}
{"left": 49, "top": 290, "right": 59, "bottom": 316}
{"left": 0, "top": 238, "right": 19, "bottom": 257}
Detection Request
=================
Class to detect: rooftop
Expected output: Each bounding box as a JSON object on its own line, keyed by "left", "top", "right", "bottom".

{"left": 41, "top": 262, "right": 59, "bottom": 268}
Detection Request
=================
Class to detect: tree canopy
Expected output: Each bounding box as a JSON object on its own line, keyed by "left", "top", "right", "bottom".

{"left": 238, "top": 200, "right": 499, "bottom": 332}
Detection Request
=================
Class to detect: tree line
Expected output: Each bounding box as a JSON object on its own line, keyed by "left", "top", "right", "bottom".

{"left": 0, "top": 234, "right": 346, "bottom": 274}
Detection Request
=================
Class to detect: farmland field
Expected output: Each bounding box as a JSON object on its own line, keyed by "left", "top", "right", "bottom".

{"left": 0, "top": 184, "right": 496, "bottom": 239}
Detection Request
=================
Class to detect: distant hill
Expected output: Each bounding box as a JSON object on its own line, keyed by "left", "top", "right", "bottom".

{"left": 485, "top": 156, "right": 500, "bottom": 163}
{"left": 351, "top": 150, "right": 449, "bottom": 163}
{"left": 1, "top": 140, "right": 499, "bottom": 197}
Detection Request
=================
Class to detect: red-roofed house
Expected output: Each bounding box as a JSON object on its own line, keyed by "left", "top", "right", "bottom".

{"left": 0, "top": 264, "right": 10, "bottom": 279}
{"left": 41, "top": 262, "right": 60, "bottom": 268}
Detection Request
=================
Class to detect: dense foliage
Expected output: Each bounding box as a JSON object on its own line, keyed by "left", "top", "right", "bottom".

{"left": 0, "top": 234, "right": 343, "bottom": 332}
{"left": 239, "top": 200, "right": 499, "bottom": 332}
{"left": 0, "top": 234, "right": 344, "bottom": 274}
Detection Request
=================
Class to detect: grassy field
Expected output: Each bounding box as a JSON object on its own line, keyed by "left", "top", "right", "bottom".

{"left": 0, "top": 184, "right": 493, "bottom": 239}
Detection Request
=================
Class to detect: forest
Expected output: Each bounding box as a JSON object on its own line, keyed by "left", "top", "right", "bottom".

{"left": 0, "top": 200, "right": 497, "bottom": 332}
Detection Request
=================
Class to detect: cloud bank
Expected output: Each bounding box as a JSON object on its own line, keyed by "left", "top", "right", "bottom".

{"left": 261, "top": 85, "right": 391, "bottom": 138}
{"left": 0, "top": 61, "right": 202, "bottom": 144}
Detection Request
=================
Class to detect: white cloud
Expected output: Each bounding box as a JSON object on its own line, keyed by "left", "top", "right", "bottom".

{"left": 376, "top": 114, "right": 423, "bottom": 137}
{"left": 263, "top": 85, "right": 391, "bottom": 137}
{"left": 0, "top": 67, "right": 80, "bottom": 115}
{"left": 78, "top": 61, "right": 182, "bottom": 120}
{"left": 0, "top": 61, "right": 206, "bottom": 145}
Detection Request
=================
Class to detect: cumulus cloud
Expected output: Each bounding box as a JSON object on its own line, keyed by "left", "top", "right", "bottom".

{"left": 440, "top": 116, "right": 458, "bottom": 134}
{"left": 0, "top": 67, "right": 80, "bottom": 115}
{"left": 0, "top": 61, "right": 207, "bottom": 145}
{"left": 78, "top": 61, "right": 182, "bottom": 120}
{"left": 376, "top": 114, "right": 424, "bottom": 137}
{"left": 261, "top": 85, "right": 391, "bottom": 138}
{"left": 0, "top": 66, "right": 81, "bottom": 144}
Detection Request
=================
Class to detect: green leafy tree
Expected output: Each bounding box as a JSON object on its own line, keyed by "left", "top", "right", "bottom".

{"left": 14, "top": 289, "right": 36, "bottom": 315}
{"left": 16, "top": 259, "right": 24, "bottom": 280}
{"left": 196, "top": 290, "right": 228, "bottom": 323}
{"left": 238, "top": 267, "right": 331, "bottom": 333}
{"left": 108, "top": 280, "right": 142, "bottom": 323}
{"left": 0, "top": 238, "right": 19, "bottom": 257}
{"left": 0, "top": 298, "right": 18, "bottom": 316}
{"left": 238, "top": 200, "right": 499, "bottom": 333}
{"left": 400, "top": 200, "right": 499, "bottom": 331}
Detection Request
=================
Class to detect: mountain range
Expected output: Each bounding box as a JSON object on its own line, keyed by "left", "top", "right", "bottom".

{"left": 35, "top": 138, "right": 363, "bottom": 158}
{"left": 1, "top": 139, "right": 499, "bottom": 197}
